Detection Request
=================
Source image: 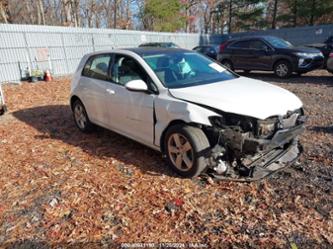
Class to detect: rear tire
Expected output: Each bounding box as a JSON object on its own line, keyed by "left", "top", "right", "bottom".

{"left": 72, "top": 99, "right": 95, "bottom": 133}
{"left": 274, "top": 60, "right": 292, "bottom": 78}
{"left": 164, "top": 125, "right": 210, "bottom": 178}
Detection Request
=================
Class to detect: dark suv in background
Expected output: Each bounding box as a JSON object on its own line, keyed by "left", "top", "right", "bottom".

{"left": 218, "top": 36, "right": 324, "bottom": 78}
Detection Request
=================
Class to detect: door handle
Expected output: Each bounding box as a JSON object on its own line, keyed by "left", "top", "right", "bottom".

{"left": 106, "top": 89, "right": 115, "bottom": 94}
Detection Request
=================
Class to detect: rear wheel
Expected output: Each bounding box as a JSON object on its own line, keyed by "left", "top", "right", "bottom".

{"left": 274, "top": 60, "right": 292, "bottom": 78}
{"left": 165, "top": 125, "right": 210, "bottom": 177}
{"left": 221, "top": 60, "right": 234, "bottom": 71}
{"left": 72, "top": 99, "right": 95, "bottom": 133}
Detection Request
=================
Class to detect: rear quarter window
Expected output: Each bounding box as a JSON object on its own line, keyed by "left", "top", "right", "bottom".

{"left": 82, "top": 54, "right": 111, "bottom": 81}
{"left": 229, "top": 40, "right": 250, "bottom": 49}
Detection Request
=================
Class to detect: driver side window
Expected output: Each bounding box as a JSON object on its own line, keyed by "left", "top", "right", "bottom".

{"left": 249, "top": 40, "right": 268, "bottom": 50}
{"left": 111, "top": 55, "right": 144, "bottom": 86}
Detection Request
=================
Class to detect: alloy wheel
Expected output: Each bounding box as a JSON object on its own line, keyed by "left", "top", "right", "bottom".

{"left": 276, "top": 63, "right": 289, "bottom": 77}
{"left": 74, "top": 103, "right": 87, "bottom": 129}
{"left": 167, "top": 133, "right": 194, "bottom": 172}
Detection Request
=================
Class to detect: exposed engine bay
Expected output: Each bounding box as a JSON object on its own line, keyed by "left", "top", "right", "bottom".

{"left": 203, "top": 108, "right": 306, "bottom": 181}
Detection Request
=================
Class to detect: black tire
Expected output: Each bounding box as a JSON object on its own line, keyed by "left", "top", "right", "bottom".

{"left": 164, "top": 124, "right": 210, "bottom": 178}
{"left": 221, "top": 60, "right": 234, "bottom": 71}
{"left": 274, "top": 60, "right": 292, "bottom": 78}
{"left": 72, "top": 99, "right": 95, "bottom": 133}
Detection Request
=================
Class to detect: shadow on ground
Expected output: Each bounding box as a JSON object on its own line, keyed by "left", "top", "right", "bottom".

{"left": 310, "top": 125, "right": 333, "bottom": 134}
{"left": 237, "top": 71, "right": 333, "bottom": 86}
{"left": 12, "top": 105, "right": 175, "bottom": 177}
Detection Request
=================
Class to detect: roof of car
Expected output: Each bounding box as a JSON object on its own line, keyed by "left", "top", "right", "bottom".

{"left": 229, "top": 35, "right": 279, "bottom": 42}
{"left": 82, "top": 47, "right": 192, "bottom": 58}
{"left": 140, "top": 42, "right": 173, "bottom": 45}
{"left": 125, "top": 47, "right": 190, "bottom": 55}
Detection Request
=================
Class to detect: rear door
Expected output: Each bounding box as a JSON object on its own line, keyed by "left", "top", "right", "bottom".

{"left": 228, "top": 40, "right": 252, "bottom": 69}
{"left": 248, "top": 39, "right": 273, "bottom": 70}
{"left": 79, "top": 54, "right": 113, "bottom": 126}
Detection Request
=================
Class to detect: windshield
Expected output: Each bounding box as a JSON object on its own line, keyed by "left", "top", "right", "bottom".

{"left": 142, "top": 52, "right": 237, "bottom": 88}
{"left": 264, "top": 36, "right": 293, "bottom": 48}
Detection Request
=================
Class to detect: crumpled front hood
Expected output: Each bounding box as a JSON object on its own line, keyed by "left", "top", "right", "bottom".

{"left": 169, "top": 77, "right": 303, "bottom": 120}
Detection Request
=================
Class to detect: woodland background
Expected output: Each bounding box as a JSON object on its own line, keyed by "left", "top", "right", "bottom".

{"left": 0, "top": 0, "right": 332, "bottom": 34}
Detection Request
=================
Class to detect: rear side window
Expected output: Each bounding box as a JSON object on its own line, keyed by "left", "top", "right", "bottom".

{"left": 230, "top": 40, "right": 250, "bottom": 49}
{"left": 249, "top": 40, "right": 268, "bottom": 50}
{"left": 82, "top": 54, "right": 112, "bottom": 81}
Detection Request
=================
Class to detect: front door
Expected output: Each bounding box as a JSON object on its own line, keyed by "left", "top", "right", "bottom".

{"left": 106, "top": 53, "right": 156, "bottom": 145}
{"left": 248, "top": 40, "right": 273, "bottom": 70}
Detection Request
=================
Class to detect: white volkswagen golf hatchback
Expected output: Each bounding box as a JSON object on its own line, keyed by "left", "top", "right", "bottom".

{"left": 70, "top": 48, "right": 305, "bottom": 181}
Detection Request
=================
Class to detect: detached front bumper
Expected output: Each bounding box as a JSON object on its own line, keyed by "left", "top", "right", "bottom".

{"left": 210, "top": 122, "right": 305, "bottom": 182}
{"left": 243, "top": 124, "right": 305, "bottom": 154}
{"left": 211, "top": 140, "right": 302, "bottom": 182}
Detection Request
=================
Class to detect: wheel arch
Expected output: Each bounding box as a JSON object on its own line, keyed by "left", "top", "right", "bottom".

{"left": 70, "top": 95, "right": 81, "bottom": 111}
{"left": 273, "top": 57, "right": 293, "bottom": 70}
{"left": 159, "top": 120, "right": 187, "bottom": 155}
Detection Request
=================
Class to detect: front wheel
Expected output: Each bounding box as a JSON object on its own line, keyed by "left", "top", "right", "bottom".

{"left": 274, "top": 60, "right": 292, "bottom": 78}
{"left": 164, "top": 125, "right": 210, "bottom": 177}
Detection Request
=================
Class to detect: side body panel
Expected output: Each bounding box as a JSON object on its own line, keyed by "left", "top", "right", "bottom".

{"left": 153, "top": 92, "right": 219, "bottom": 147}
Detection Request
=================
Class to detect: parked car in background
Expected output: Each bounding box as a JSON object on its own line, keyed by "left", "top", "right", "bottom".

{"left": 139, "top": 42, "right": 179, "bottom": 48}
{"left": 192, "top": 45, "right": 219, "bottom": 60}
{"left": 306, "top": 36, "right": 333, "bottom": 67}
{"left": 219, "top": 36, "right": 324, "bottom": 78}
{"left": 327, "top": 52, "right": 333, "bottom": 74}
{"left": 70, "top": 48, "right": 305, "bottom": 181}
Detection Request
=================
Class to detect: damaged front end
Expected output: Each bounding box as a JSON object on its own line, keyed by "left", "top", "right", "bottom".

{"left": 204, "top": 109, "right": 306, "bottom": 181}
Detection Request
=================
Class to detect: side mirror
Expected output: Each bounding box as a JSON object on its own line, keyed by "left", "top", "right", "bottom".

{"left": 125, "top": 79, "right": 148, "bottom": 92}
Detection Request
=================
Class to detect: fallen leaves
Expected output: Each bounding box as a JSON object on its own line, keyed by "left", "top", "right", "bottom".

{"left": 0, "top": 72, "right": 332, "bottom": 248}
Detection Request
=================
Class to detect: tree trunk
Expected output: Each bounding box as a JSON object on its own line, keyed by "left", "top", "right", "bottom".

{"left": 228, "top": 0, "right": 233, "bottom": 33}
{"left": 39, "top": 0, "right": 45, "bottom": 25}
{"left": 310, "top": 0, "right": 315, "bottom": 25}
{"left": 0, "top": 1, "right": 9, "bottom": 23}
{"left": 113, "top": 0, "right": 117, "bottom": 29}
{"left": 292, "top": 0, "right": 297, "bottom": 27}
{"left": 272, "top": 0, "right": 278, "bottom": 29}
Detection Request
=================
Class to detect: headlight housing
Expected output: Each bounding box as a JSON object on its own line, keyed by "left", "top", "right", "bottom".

{"left": 209, "top": 113, "right": 256, "bottom": 132}
{"left": 295, "top": 52, "right": 323, "bottom": 58}
{"left": 256, "top": 117, "right": 278, "bottom": 138}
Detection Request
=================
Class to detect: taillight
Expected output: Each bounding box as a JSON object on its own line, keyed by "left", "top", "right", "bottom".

{"left": 219, "top": 42, "right": 228, "bottom": 53}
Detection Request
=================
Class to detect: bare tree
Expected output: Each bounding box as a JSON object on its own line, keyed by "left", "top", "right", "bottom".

{"left": 0, "top": 0, "right": 11, "bottom": 23}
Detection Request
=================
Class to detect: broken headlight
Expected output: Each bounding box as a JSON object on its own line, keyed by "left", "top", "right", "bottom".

{"left": 209, "top": 116, "right": 225, "bottom": 128}
{"left": 209, "top": 114, "right": 255, "bottom": 132}
{"left": 257, "top": 117, "right": 278, "bottom": 138}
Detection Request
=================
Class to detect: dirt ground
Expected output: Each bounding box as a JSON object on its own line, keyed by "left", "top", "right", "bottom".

{"left": 0, "top": 70, "right": 332, "bottom": 249}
